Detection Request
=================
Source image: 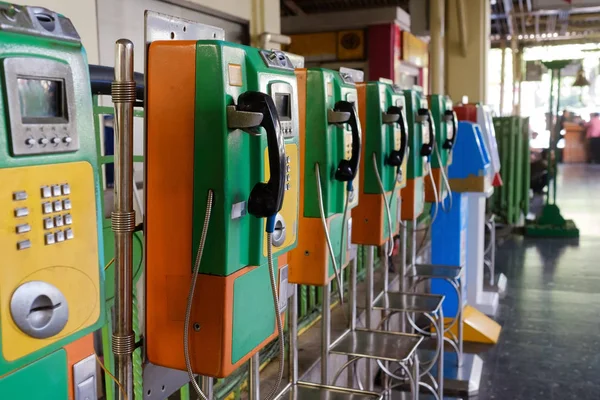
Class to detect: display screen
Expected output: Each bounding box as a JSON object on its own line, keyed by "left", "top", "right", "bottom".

{"left": 17, "top": 78, "right": 65, "bottom": 123}
{"left": 274, "top": 93, "right": 291, "bottom": 121}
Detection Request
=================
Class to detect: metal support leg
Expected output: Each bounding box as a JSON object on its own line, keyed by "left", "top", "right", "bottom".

{"left": 365, "top": 246, "right": 374, "bottom": 391}
{"left": 321, "top": 281, "right": 331, "bottom": 385}
{"left": 437, "top": 307, "right": 444, "bottom": 400}
{"left": 382, "top": 242, "right": 390, "bottom": 398}
{"left": 249, "top": 354, "right": 260, "bottom": 400}
{"left": 290, "top": 284, "right": 298, "bottom": 386}
{"left": 200, "top": 377, "right": 213, "bottom": 400}
{"left": 348, "top": 255, "right": 357, "bottom": 387}
{"left": 112, "top": 39, "right": 136, "bottom": 400}
{"left": 489, "top": 218, "right": 496, "bottom": 286}
{"left": 400, "top": 224, "right": 408, "bottom": 332}
{"left": 412, "top": 355, "right": 420, "bottom": 400}
{"left": 457, "top": 278, "right": 464, "bottom": 367}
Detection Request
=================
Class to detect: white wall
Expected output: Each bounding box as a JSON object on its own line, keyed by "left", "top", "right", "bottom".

{"left": 12, "top": 0, "right": 100, "bottom": 63}
{"left": 187, "top": 0, "right": 251, "bottom": 21}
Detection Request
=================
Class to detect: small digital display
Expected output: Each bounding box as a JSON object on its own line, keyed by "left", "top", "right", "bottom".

{"left": 17, "top": 78, "right": 65, "bottom": 123}
{"left": 274, "top": 93, "right": 291, "bottom": 121}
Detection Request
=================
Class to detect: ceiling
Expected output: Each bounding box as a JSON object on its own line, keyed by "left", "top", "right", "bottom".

{"left": 280, "top": 0, "right": 409, "bottom": 17}
{"left": 491, "top": 0, "right": 600, "bottom": 45}
{"left": 281, "top": 0, "right": 600, "bottom": 45}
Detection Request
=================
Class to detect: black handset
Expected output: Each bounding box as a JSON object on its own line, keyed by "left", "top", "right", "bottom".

{"left": 418, "top": 108, "right": 434, "bottom": 156}
{"left": 333, "top": 101, "right": 362, "bottom": 182}
{"left": 443, "top": 110, "right": 458, "bottom": 149}
{"left": 385, "top": 106, "right": 408, "bottom": 167}
{"left": 237, "top": 91, "right": 286, "bottom": 218}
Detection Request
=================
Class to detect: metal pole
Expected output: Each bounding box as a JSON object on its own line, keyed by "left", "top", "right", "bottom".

{"left": 365, "top": 246, "right": 374, "bottom": 391}
{"left": 321, "top": 281, "right": 331, "bottom": 385}
{"left": 410, "top": 220, "right": 417, "bottom": 272}
{"left": 429, "top": 0, "right": 445, "bottom": 94}
{"left": 348, "top": 255, "right": 357, "bottom": 386}
{"left": 111, "top": 38, "right": 136, "bottom": 400}
{"left": 553, "top": 69, "right": 562, "bottom": 204}
{"left": 290, "top": 284, "right": 298, "bottom": 386}
{"left": 200, "top": 377, "right": 213, "bottom": 400}
{"left": 499, "top": 40, "right": 506, "bottom": 116}
{"left": 248, "top": 353, "right": 260, "bottom": 400}
{"left": 400, "top": 224, "right": 407, "bottom": 332}
{"left": 437, "top": 307, "right": 444, "bottom": 399}
{"left": 547, "top": 69, "right": 555, "bottom": 206}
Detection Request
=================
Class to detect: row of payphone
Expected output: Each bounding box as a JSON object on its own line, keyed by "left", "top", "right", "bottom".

{"left": 0, "top": 4, "right": 457, "bottom": 399}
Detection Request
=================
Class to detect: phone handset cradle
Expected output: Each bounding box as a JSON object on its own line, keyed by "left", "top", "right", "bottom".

{"left": 227, "top": 91, "right": 286, "bottom": 232}
{"left": 329, "top": 101, "right": 361, "bottom": 191}
{"left": 383, "top": 106, "right": 409, "bottom": 172}
{"left": 443, "top": 109, "right": 458, "bottom": 150}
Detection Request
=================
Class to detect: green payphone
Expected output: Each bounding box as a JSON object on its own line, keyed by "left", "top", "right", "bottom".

{"left": 145, "top": 36, "right": 300, "bottom": 396}
{"left": 401, "top": 87, "right": 435, "bottom": 221}
{"left": 426, "top": 94, "right": 457, "bottom": 204}
{"left": 0, "top": 3, "right": 104, "bottom": 398}
{"left": 288, "top": 67, "right": 361, "bottom": 288}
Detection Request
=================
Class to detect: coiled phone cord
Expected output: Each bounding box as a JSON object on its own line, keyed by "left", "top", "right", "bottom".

{"left": 433, "top": 139, "right": 453, "bottom": 212}
{"left": 315, "top": 163, "right": 346, "bottom": 309}
{"left": 372, "top": 153, "right": 395, "bottom": 257}
{"left": 184, "top": 189, "right": 214, "bottom": 400}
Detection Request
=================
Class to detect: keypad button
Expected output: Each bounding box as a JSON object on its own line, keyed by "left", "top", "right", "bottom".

{"left": 63, "top": 199, "right": 72, "bottom": 210}
{"left": 15, "top": 224, "right": 31, "bottom": 234}
{"left": 61, "top": 184, "right": 71, "bottom": 195}
{"left": 64, "top": 214, "right": 72, "bottom": 225}
{"left": 42, "top": 202, "right": 53, "bottom": 214}
{"left": 25, "top": 138, "right": 36, "bottom": 146}
{"left": 15, "top": 207, "right": 29, "bottom": 217}
{"left": 13, "top": 191, "right": 27, "bottom": 201}
{"left": 63, "top": 136, "right": 72, "bottom": 144}
{"left": 41, "top": 186, "right": 52, "bottom": 198}
{"left": 52, "top": 185, "right": 61, "bottom": 197}
{"left": 54, "top": 215, "right": 64, "bottom": 227}
{"left": 45, "top": 233, "right": 55, "bottom": 245}
{"left": 53, "top": 200, "right": 63, "bottom": 212}
{"left": 38, "top": 138, "right": 49, "bottom": 146}
{"left": 65, "top": 228, "right": 74, "bottom": 240}
{"left": 286, "top": 174, "right": 290, "bottom": 182}
{"left": 44, "top": 218, "right": 54, "bottom": 230}
{"left": 17, "top": 240, "right": 31, "bottom": 250}
{"left": 55, "top": 231, "right": 65, "bottom": 242}
{"left": 286, "top": 165, "right": 291, "bottom": 172}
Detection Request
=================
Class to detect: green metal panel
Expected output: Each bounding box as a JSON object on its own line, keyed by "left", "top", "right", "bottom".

{"left": 303, "top": 68, "right": 357, "bottom": 218}
{"left": 0, "top": 8, "right": 104, "bottom": 376}
{"left": 521, "top": 117, "right": 531, "bottom": 216}
{"left": 192, "top": 41, "right": 299, "bottom": 277}
{"left": 362, "top": 81, "right": 404, "bottom": 194}
{"left": 231, "top": 259, "right": 280, "bottom": 363}
{"left": 0, "top": 349, "right": 67, "bottom": 399}
{"left": 403, "top": 89, "right": 428, "bottom": 179}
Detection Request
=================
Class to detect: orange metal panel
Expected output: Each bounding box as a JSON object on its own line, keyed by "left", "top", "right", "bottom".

{"left": 424, "top": 167, "right": 443, "bottom": 203}
{"left": 351, "top": 83, "right": 387, "bottom": 246}
{"left": 64, "top": 334, "right": 95, "bottom": 400}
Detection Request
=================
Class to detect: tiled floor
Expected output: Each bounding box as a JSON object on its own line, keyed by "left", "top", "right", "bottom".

{"left": 477, "top": 164, "right": 600, "bottom": 400}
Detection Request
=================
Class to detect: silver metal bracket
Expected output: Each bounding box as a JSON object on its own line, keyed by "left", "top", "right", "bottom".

{"left": 382, "top": 112, "right": 400, "bottom": 124}
{"left": 328, "top": 109, "right": 351, "bottom": 125}
{"left": 227, "top": 106, "right": 264, "bottom": 131}
{"left": 73, "top": 355, "right": 97, "bottom": 400}
{"left": 143, "top": 363, "right": 194, "bottom": 400}
{"left": 144, "top": 11, "right": 224, "bottom": 43}
{"left": 340, "top": 67, "right": 364, "bottom": 84}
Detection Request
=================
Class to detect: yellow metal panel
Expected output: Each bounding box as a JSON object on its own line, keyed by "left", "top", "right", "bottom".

{"left": 0, "top": 162, "right": 101, "bottom": 361}
{"left": 287, "top": 33, "right": 337, "bottom": 60}
{"left": 337, "top": 30, "right": 365, "bottom": 61}
{"left": 263, "top": 143, "right": 299, "bottom": 256}
{"left": 439, "top": 306, "right": 501, "bottom": 344}
{"left": 402, "top": 31, "right": 429, "bottom": 67}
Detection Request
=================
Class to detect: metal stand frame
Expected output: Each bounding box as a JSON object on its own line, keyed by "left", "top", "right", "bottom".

{"left": 484, "top": 216, "right": 507, "bottom": 296}
{"left": 324, "top": 247, "right": 423, "bottom": 400}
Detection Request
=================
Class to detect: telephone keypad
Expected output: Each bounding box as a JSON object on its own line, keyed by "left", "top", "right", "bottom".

{"left": 36, "top": 181, "right": 75, "bottom": 246}
{"left": 285, "top": 156, "right": 291, "bottom": 191}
